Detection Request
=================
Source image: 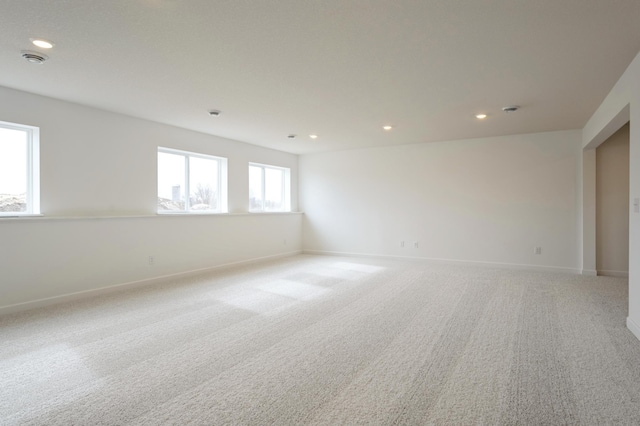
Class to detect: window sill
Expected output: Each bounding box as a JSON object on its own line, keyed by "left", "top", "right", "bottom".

{"left": 0, "top": 213, "right": 44, "bottom": 219}
{"left": 0, "top": 212, "right": 303, "bottom": 223}
{"left": 248, "top": 211, "right": 296, "bottom": 214}
{"left": 156, "top": 211, "right": 227, "bottom": 216}
{"left": 159, "top": 211, "right": 303, "bottom": 216}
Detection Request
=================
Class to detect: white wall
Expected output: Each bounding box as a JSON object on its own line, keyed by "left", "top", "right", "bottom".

{"left": 596, "top": 123, "right": 630, "bottom": 276}
{"left": 300, "top": 130, "right": 582, "bottom": 271}
{"left": 583, "top": 49, "right": 640, "bottom": 340}
{"left": 581, "top": 149, "right": 597, "bottom": 275}
{"left": 0, "top": 86, "right": 301, "bottom": 311}
{"left": 0, "top": 86, "right": 299, "bottom": 216}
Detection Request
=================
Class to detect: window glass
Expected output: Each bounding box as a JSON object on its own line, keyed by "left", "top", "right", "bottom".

{"left": 249, "top": 165, "right": 263, "bottom": 211}
{"left": 249, "top": 163, "right": 290, "bottom": 212}
{"left": 0, "top": 121, "right": 39, "bottom": 215}
{"left": 157, "top": 151, "right": 186, "bottom": 211}
{"left": 265, "top": 167, "right": 283, "bottom": 211}
{"left": 158, "top": 148, "right": 227, "bottom": 213}
{"left": 189, "top": 156, "right": 219, "bottom": 211}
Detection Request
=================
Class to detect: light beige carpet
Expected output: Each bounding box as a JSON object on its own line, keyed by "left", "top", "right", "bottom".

{"left": 1, "top": 254, "right": 639, "bottom": 425}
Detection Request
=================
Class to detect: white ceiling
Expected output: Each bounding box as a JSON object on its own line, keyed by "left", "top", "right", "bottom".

{"left": 1, "top": 0, "right": 640, "bottom": 155}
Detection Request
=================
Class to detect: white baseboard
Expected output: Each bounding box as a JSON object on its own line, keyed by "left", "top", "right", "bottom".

{"left": 0, "top": 250, "right": 301, "bottom": 316}
{"left": 302, "top": 250, "right": 581, "bottom": 274}
{"left": 627, "top": 317, "right": 640, "bottom": 342}
{"left": 581, "top": 269, "right": 598, "bottom": 276}
{"left": 597, "top": 269, "right": 629, "bottom": 278}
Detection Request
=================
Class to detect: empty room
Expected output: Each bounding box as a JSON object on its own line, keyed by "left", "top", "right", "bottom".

{"left": 2, "top": 1, "right": 640, "bottom": 424}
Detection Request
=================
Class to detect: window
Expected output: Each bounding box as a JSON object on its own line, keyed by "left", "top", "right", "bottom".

{"left": 0, "top": 120, "right": 40, "bottom": 215}
{"left": 157, "top": 147, "right": 227, "bottom": 213}
{"left": 249, "top": 163, "right": 290, "bottom": 212}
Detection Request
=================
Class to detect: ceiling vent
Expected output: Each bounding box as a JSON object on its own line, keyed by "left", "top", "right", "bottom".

{"left": 208, "top": 109, "right": 221, "bottom": 116}
{"left": 21, "top": 50, "right": 48, "bottom": 64}
{"left": 502, "top": 106, "right": 519, "bottom": 113}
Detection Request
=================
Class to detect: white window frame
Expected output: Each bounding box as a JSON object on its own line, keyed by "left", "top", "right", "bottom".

{"left": 0, "top": 120, "right": 40, "bottom": 216}
{"left": 157, "top": 147, "right": 228, "bottom": 214}
{"left": 249, "top": 162, "right": 291, "bottom": 212}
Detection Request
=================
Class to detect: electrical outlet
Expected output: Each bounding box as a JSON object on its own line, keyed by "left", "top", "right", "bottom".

{"left": 283, "top": 239, "right": 287, "bottom": 245}
{"left": 148, "top": 256, "right": 155, "bottom": 265}
{"left": 401, "top": 241, "right": 405, "bottom": 248}
{"left": 534, "top": 247, "right": 542, "bottom": 255}
{"left": 414, "top": 241, "right": 419, "bottom": 248}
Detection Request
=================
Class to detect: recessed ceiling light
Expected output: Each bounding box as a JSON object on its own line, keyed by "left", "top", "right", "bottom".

{"left": 287, "top": 134, "right": 296, "bottom": 139}
{"left": 309, "top": 134, "right": 318, "bottom": 139}
{"left": 208, "top": 109, "right": 221, "bottom": 116}
{"left": 31, "top": 39, "right": 54, "bottom": 49}
{"left": 383, "top": 125, "right": 393, "bottom": 130}
{"left": 475, "top": 114, "right": 487, "bottom": 119}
